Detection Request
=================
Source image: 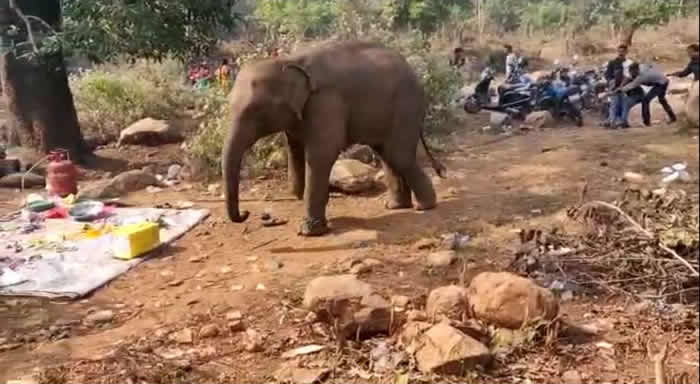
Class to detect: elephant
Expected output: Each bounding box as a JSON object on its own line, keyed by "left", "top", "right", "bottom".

{"left": 222, "top": 40, "right": 446, "bottom": 236}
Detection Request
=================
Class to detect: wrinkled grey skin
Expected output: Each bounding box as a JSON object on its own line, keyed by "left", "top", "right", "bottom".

{"left": 222, "top": 40, "right": 445, "bottom": 236}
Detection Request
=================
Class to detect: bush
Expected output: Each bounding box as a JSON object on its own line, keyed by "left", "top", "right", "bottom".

{"left": 70, "top": 59, "right": 196, "bottom": 137}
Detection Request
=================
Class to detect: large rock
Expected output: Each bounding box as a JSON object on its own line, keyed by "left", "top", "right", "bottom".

{"left": 467, "top": 272, "right": 559, "bottom": 329}
{"left": 0, "top": 172, "right": 45, "bottom": 189}
{"left": 303, "top": 275, "right": 390, "bottom": 338}
{"left": 414, "top": 322, "right": 491, "bottom": 375}
{"left": 525, "top": 111, "right": 555, "bottom": 129}
{"left": 78, "top": 170, "right": 160, "bottom": 199}
{"left": 4, "top": 147, "right": 44, "bottom": 174}
{"left": 329, "top": 159, "right": 377, "bottom": 193}
{"left": 685, "top": 81, "right": 699, "bottom": 130}
{"left": 488, "top": 112, "right": 512, "bottom": 134}
{"left": 118, "top": 118, "right": 183, "bottom": 146}
{"left": 668, "top": 80, "right": 692, "bottom": 95}
{"left": 341, "top": 144, "right": 377, "bottom": 165}
{"left": 426, "top": 285, "right": 469, "bottom": 321}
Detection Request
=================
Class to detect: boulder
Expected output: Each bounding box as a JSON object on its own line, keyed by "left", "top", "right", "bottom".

{"left": 78, "top": 170, "right": 160, "bottom": 199}
{"left": 397, "top": 321, "right": 432, "bottom": 354}
{"left": 118, "top": 118, "right": 183, "bottom": 146}
{"left": 329, "top": 159, "right": 377, "bottom": 193}
{"left": 525, "top": 111, "right": 555, "bottom": 129}
{"left": 302, "top": 275, "right": 391, "bottom": 338}
{"left": 426, "top": 250, "right": 457, "bottom": 267}
{"left": 414, "top": 322, "right": 491, "bottom": 375}
{"left": 4, "top": 147, "right": 44, "bottom": 174}
{"left": 426, "top": 285, "right": 469, "bottom": 321}
{"left": 0, "top": 172, "right": 45, "bottom": 189}
{"left": 467, "top": 272, "right": 559, "bottom": 329}
{"left": 685, "top": 81, "right": 699, "bottom": 130}
{"left": 341, "top": 144, "right": 376, "bottom": 165}
{"left": 265, "top": 148, "right": 288, "bottom": 169}
{"left": 489, "top": 112, "right": 512, "bottom": 133}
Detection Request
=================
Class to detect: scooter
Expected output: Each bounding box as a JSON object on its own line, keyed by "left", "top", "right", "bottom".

{"left": 463, "top": 67, "right": 536, "bottom": 120}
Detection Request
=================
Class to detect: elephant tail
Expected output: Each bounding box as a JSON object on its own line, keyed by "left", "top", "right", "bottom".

{"left": 420, "top": 131, "right": 447, "bottom": 178}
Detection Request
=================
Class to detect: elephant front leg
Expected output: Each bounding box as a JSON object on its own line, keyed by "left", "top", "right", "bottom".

{"left": 299, "top": 148, "right": 338, "bottom": 237}
{"left": 287, "top": 135, "right": 305, "bottom": 200}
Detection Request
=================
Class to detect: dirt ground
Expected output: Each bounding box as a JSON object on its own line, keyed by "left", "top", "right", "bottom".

{"left": 1, "top": 104, "right": 699, "bottom": 383}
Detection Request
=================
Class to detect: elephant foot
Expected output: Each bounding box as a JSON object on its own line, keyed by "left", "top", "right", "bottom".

{"left": 384, "top": 199, "right": 413, "bottom": 210}
{"left": 415, "top": 201, "right": 437, "bottom": 211}
{"left": 298, "top": 217, "right": 330, "bottom": 237}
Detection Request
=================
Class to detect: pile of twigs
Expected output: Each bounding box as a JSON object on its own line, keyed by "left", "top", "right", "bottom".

{"left": 515, "top": 187, "right": 699, "bottom": 303}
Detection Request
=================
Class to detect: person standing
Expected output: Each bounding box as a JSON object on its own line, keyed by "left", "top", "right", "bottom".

{"left": 215, "top": 59, "right": 233, "bottom": 90}
{"left": 620, "top": 62, "right": 677, "bottom": 126}
{"left": 668, "top": 43, "right": 700, "bottom": 81}
{"left": 603, "top": 44, "right": 632, "bottom": 128}
{"left": 504, "top": 44, "right": 518, "bottom": 82}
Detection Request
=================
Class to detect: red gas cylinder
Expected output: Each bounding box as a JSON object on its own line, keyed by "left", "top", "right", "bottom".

{"left": 46, "top": 149, "right": 78, "bottom": 197}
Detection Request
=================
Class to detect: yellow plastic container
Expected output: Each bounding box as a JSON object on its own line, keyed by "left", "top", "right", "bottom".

{"left": 111, "top": 222, "right": 161, "bottom": 260}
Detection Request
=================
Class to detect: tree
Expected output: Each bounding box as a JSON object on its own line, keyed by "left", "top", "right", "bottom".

{"left": 62, "top": 0, "right": 238, "bottom": 63}
{"left": 615, "top": 0, "right": 679, "bottom": 46}
{"left": 0, "top": 0, "right": 86, "bottom": 160}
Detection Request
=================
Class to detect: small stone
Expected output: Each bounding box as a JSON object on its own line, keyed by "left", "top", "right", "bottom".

{"left": 207, "top": 183, "right": 221, "bottom": 194}
{"left": 231, "top": 284, "right": 244, "bottom": 291}
{"left": 244, "top": 329, "right": 264, "bottom": 352}
{"left": 426, "top": 285, "right": 468, "bottom": 321}
{"left": 415, "top": 322, "right": 492, "bottom": 375}
{"left": 170, "top": 328, "right": 194, "bottom": 344}
{"left": 414, "top": 238, "right": 438, "bottom": 250}
{"left": 84, "top": 310, "right": 115, "bottom": 324}
{"left": 199, "top": 324, "right": 220, "bottom": 338}
{"left": 275, "top": 365, "right": 330, "bottom": 384}
{"left": 562, "top": 370, "right": 583, "bottom": 384}
{"left": 220, "top": 266, "right": 233, "bottom": 274}
{"left": 304, "top": 312, "right": 318, "bottom": 323}
{"left": 391, "top": 295, "right": 410, "bottom": 308}
{"left": 427, "top": 250, "right": 457, "bottom": 267}
{"left": 228, "top": 320, "right": 245, "bottom": 333}
{"left": 167, "top": 164, "right": 182, "bottom": 180}
{"left": 226, "top": 310, "right": 243, "bottom": 321}
{"left": 256, "top": 283, "right": 266, "bottom": 291}
{"left": 561, "top": 290, "right": 574, "bottom": 302}
{"left": 623, "top": 172, "right": 646, "bottom": 183}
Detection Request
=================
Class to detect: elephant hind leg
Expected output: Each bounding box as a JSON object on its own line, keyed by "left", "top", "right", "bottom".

{"left": 376, "top": 146, "right": 412, "bottom": 210}
{"left": 401, "top": 163, "right": 437, "bottom": 211}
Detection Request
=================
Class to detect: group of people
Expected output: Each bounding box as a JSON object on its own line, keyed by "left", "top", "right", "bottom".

{"left": 187, "top": 59, "right": 234, "bottom": 90}
{"left": 604, "top": 43, "right": 699, "bottom": 129}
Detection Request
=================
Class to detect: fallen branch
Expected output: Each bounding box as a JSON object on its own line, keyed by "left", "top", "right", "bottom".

{"left": 647, "top": 340, "right": 669, "bottom": 384}
{"left": 581, "top": 201, "right": 699, "bottom": 277}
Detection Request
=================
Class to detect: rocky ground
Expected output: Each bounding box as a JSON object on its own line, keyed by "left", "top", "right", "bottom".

{"left": 1, "top": 98, "right": 699, "bottom": 384}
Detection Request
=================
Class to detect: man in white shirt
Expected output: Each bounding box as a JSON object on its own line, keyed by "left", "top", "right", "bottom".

{"left": 504, "top": 44, "right": 518, "bottom": 82}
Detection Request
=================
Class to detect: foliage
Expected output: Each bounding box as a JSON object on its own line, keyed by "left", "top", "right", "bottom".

{"left": 254, "top": 0, "right": 337, "bottom": 39}
{"left": 62, "top": 0, "right": 237, "bottom": 62}
{"left": 521, "top": 0, "right": 569, "bottom": 33}
{"left": 70, "top": 59, "right": 197, "bottom": 136}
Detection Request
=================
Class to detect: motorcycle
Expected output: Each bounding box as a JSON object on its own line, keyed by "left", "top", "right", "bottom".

{"left": 534, "top": 79, "right": 584, "bottom": 127}
{"left": 463, "top": 67, "right": 536, "bottom": 120}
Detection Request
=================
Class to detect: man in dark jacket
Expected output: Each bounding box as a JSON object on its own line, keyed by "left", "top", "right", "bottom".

{"left": 668, "top": 43, "right": 700, "bottom": 81}
{"left": 606, "top": 44, "right": 628, "bottom": 83}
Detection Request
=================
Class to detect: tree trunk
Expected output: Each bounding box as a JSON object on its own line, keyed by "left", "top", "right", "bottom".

{"left": 619, "top": 24, "right": 639, "bottom": 48}
{"left": 0, "top": 0, "right": 86, "bottom": 161}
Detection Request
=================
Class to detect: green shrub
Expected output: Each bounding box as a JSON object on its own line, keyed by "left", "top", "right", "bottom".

{"left": 70, "top": 59, "right": 197, "bottom": 137}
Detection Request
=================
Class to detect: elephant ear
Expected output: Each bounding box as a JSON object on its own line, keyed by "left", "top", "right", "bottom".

{"left": 282, "top": 61, "right": 317, "bottom": 121}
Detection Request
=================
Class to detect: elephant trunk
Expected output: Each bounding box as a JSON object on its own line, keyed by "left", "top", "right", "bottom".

{"left": 222, "top": 122, "right": 256, "bottom": 223}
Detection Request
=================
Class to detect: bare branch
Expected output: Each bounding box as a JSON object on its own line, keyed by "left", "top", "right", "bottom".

{"left": 8, "top": 0, "right": 38, "bottom": 54}
{"left": 581, "top": 201, "right": 700, "bottom": 277}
